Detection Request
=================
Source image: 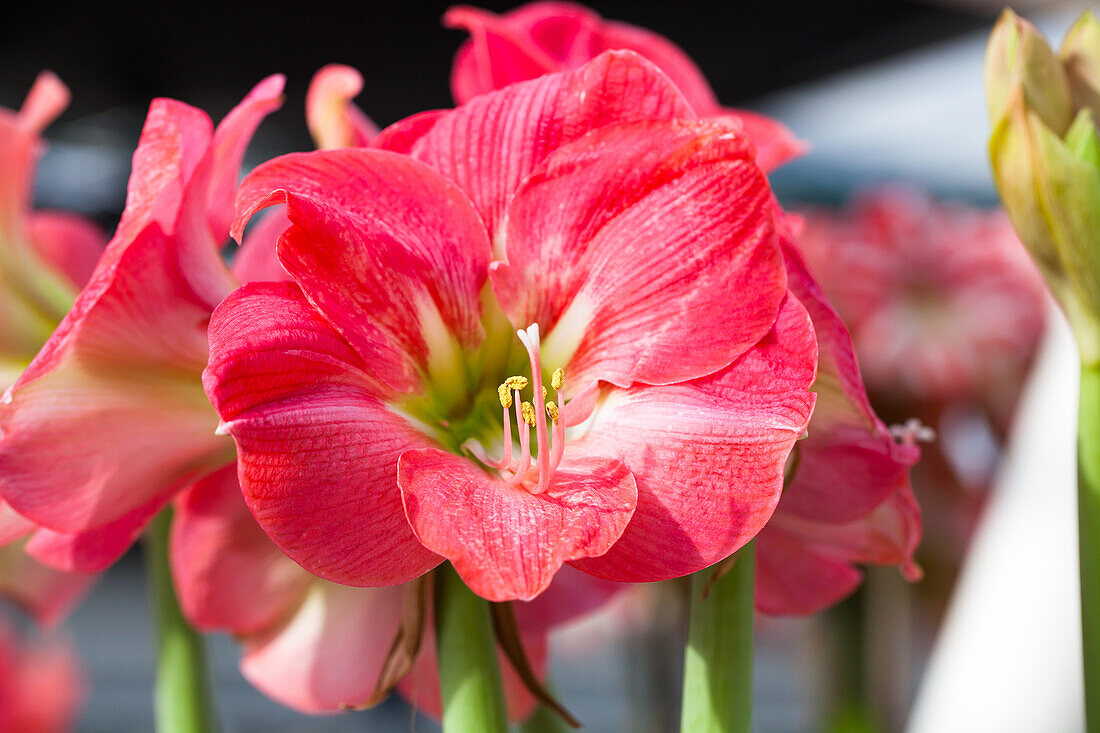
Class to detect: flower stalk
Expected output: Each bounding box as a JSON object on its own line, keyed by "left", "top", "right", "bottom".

{"left": 145, "top": 508, "right": 216, "bottom": 733}
{"left": 1081, "top": 362, "right": 1100, "bottom": 729}
{"left": 435, "top": 563, "right": 508, "bottom": 733}
{"left": 681, "top": 541, "right": 755, "bottom": 733}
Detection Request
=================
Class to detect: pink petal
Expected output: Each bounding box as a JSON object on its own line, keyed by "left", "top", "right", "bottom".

{"left": 717, "top": 109, "right": 807, "bottom": 173}
{"left": 370, "top": 110, "right": 448, "bottom": 154}
{"left": 171, "top": 465, "right": 312, "bottom": 636}
{"left": 776, "top": 232, "right": 916, "bottom": 522}
{"left": 398, "top": 613, "right": 547, "bottom": 722}
{"left": 754, "top": 526, "right": 862, "bottom": 616}
{"left": 204, "top": 281, "right": 441, "bottom": 587}
{"left": 306, "top": 65, "right": 379, "bottom": 149}
{"left": 398, "top": 448, "right": 637, "bottom": 601}
{"left": 233, "top": 149, "right": 490, "bottom": 396}
{"left": 0, "top": 501, "right": 34, "bottom": 546}
{"left": 0, "top": 72, "right": 68, "bottom": 234}
{"left": 0, "top": 625, "right": 84, "bottom": 732}
{"left": 446, "top": 5, "right": 566, "bottom": 103}
{"left": 0, "top": 541, "right": 95, "bottom": 627}
{"left": 386, "top": 49, "right": 694, "bottom": 235}
{"left": 24, "top": 495, "right": 163, "bottom": 573}
{"left": 598, "top": 18, "right": 720, "bottom": 114}
{"left": 514, "top": 563, "right": 624, "bottom": 633}
{"left": 240, "top": 582, "right": 405, "bottom": 713}
{"left": 570, "top": 294, "right": 817, "bottom": 583}
{"left": 230, "top": 207, "right": 290, "bottom": 284}
{"left": 25, "top": 211, "right": 106, "bottom": 290}
{"left": 0, "top": 223, "right": 235, "bottom": 533}
{"left": 490, "top": 118, "right": 785, "bottom": 390}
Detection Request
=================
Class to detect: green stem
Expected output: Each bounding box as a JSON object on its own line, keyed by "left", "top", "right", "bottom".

{"left": 680, "top": 541, "right": 755, "bottom": 733}
{"left": 1080, "top": 363, "right": 1100, "bottom": 733}
{"left": 145, "top": 508, "right": 216, "bottom": 733}
{"left": 435, "top": 563, "right": 508, "bottom": 733}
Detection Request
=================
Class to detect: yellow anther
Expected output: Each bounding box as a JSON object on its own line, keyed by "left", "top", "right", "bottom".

{"left": 545, "top": 401, "right": 559, "bottom": 423}
{"left": 505, "top": 375, "right": 529, "bottom": 391}
{"left": 551, "top": 368, "right": 565, "bottom": 391}
{"left": 498, "top": 384, "right": 513, "bottom": 409}
{"left": 520, "top": 401, "right": 536, "bottom": 426}
{"left": 541, "top": 385, "right": 547, "bottom": 399}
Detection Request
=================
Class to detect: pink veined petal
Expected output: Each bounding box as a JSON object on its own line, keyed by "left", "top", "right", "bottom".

{"left": 306, "top": 65, "right": 379, "bottom": 150}
{"left": 753, "top": 525, "right": 862, "bottom": 617}
{"left": 598, "top": 18, "right": 720, "bottom": 114}
{"left": 777, "top": 229, "right": 917, "bottom": 522}
{"left": 0, "top": 541, "right": 95, "bottom": 627}
{"left": 370, "top": 110, "right": 448, "bottom": 154}
{"left": 240, "top": 582, "right": 405, "bottom": 713}
{"left": 233, "top": 149, "right": 490, "bottom": 396}
{"left": 514, "top": 563, "right": 624, "bottom": 633}
{"left": 446, "top": 5, "right": 566, "bottom": 103}
{"left": 491, "top": 118, "right": 785, "bottom": 391}
{"left": 24, "top": 493, "right": 166, "bottom": 573}
{"left": 387, "top": 49, "right": 694, "bottom": 235}
{"left": 230, "top": 207, "right": 290, "bottom": 285}
{"left": 25, "top": 211, "right": 106, "bottom": 291}
{"left": 171, "top": 465, "right": 312, "bottom": 636}
{"left": 0, "top": 222, "right": 235, "bottom": 533}
{"left": 716, "top": 109, "right": 807, "bottom": 173}
{"left": 398, "top": 448, "right": 637, "bottom": 602}
{"left": 204, "top": 281, "right": 441, "bottom": 587}
{"left": 570, "top": 294, "right": 817, "bottom": 583}
{"left": 398, "top": 610, "right": 547, "bottom": 722}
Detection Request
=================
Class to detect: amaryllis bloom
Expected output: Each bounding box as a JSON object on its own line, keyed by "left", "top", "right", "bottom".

{"left": 0, "top": 620, "right": 82, "bottom": 733}
{"left": 444, "top": 1, "right": 806, "bottom": 172}
{"left": 754, "top": 226, "right": 921, "bottom": 615}
{"left": 205, "top": 51, "right": 818, "bottom": 601}
{"left": 796, "top": 188, "right": 1046, "bottom": 413}
{"left": 170, "top": 466, "right": 615, "bottom": 717}
{"left": 0, "top": 76, "right": 286, "bottom": 574}
{"left": 0, "top": 72, "right": 106, "bottom": 624}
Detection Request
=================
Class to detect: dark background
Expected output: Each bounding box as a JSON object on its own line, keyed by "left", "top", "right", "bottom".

{"left": 2, "top": 1, "right": 994, "bottom": 150}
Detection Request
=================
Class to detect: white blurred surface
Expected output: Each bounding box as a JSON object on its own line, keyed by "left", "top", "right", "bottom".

{"left": 908, "top": 304, "right": 1084, "bottom": 733}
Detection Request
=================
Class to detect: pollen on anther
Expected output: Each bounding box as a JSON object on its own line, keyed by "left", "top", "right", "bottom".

{"left": 498, "top": 384, "right": 513, "bottom": 409}
{"left": 551, "top": 368, "right": 565, "bottom": 391}
{"left": 505, "top": 375, "right": 529, "bottom": 391}
{"left": 545, "top": 401, "right": 559, "bottom": 423}
{"left": 520, "top": 401, "right": 536, "bottom": 426}
{"left": 541, "top": 386, "right": 547, "bottom": 399}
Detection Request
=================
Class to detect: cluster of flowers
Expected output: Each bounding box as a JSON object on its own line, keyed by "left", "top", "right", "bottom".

{"left": 0, "top": 2, "right": 927, "bottom": 724}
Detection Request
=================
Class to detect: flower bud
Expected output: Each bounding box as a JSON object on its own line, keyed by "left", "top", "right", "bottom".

{"left": 985, "top": 9, "right": 1074, "bottom": 135}
{"left": 1061, "top": 11, "right": 1100, "bottom": 120}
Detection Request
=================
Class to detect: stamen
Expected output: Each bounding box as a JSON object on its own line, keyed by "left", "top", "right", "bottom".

{"left": 545, "top": 401, "right": 559, "bottom": 423}
{"left": 551, "top": 368, "right": 565, "bottom": 391}
{"left": 505, "top": 375, "right": 529, "bottom": 391}
{"left": 520, "top": 402, "right": 536, "bottom": 426}
{"left": 498, "top": 384, "right": 513, "bottom": 409}
{"left": 506, "top": 392, "right": 531, "bottom": 484}
{"left": 549, "top": 390, "right": 566, "bottom": 472}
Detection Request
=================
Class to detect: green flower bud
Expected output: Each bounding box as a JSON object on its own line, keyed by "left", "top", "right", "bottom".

{"left": 985, "top": 9, "right": 1074, "bottom": 135}
{"left": 1061, "top": 10, "right": 1100, "bottom": 120}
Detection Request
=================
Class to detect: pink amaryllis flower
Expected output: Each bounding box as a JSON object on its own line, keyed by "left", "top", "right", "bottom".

{"left": 444, "top": 1, "right": 806, "bottom": 172}
{"left": 753, "top": 222, "right": 921, "bottom": 615}
{"left": 171, "top": 465, "right": 615, "bottom": 717}
{"left": 0, "top": 620, "right": 83, "bottom": 733}
{"left": 0, "top": 76, "right": 286, "bottom": 574}
{"left": 205, "top": 51, "right": 818, "bottom": 602}
{"left": 0, "top": 72, "right": 107, "bottom": 625}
